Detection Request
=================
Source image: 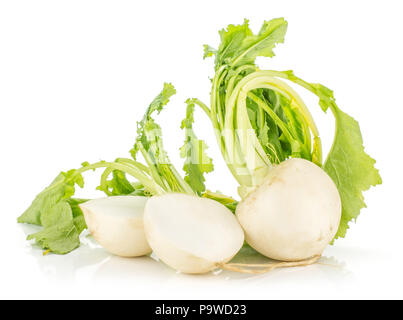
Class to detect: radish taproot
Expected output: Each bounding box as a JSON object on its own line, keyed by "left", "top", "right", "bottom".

{"left": 80, "top": 196, "right": 151, "bottom": 257}
{"left": 236, "top": 158, "right": 341, "bottom": 261}
{"left": 143, "top": 193, "right": 244, "bottom": 274}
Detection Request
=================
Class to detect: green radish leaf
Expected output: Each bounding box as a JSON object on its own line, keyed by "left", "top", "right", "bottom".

{"left": 215, "top": 19, "right": 253, "bottom": 68}
{"left": 97, "top": 170, "right": 135, "bottom": 196}
{"left": 132, "top": 83, "right": 195, "bottom": 195}
{"left": 323, "top": 104, "right": 382, "bottom": 239}
{"left": 18, "top": 170, "right": 88, "bottom": 254}
{"left": 67, "top": 198, "right": 88, "bottom": 234}
{"left": 272, "top": 70, "right": 382, "bottom": 239}
{"left": 18, "top": 170, "right": 84, "bottom": 226}
{"left": 203, "top": 45, "right": 217, "bottom": 59}
{"left": 180, "top": 99, "right": 214, "bottom": 195}
{"left": 26, "top": 200, "right": 81, "bottom": 254}
{"left": 207, "top": 18, "right": 287, "bottom": 69}
{"left": 231, "top": 18, "right": 288, "bottom": 67}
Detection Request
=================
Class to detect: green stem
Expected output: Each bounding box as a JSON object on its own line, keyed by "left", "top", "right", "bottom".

{"left": 247, "top": 92, "right": 296, "bottom": 145}
{"left": 202, "top": 190, "right": 237, "bottom": 204}
{"left": 76, "top": 161, "right": 165, "bottom": 195}
{"left": 225, "top": 64, "right": 257, "bottom": 106}
{"left": 136, "top": 142, "right": 170, "bottom": 192}
{"left": 187, "top": 98, "right": 211, "bottom": 117}
{"left": 115, "top": 158, "right": 151, "bottom": 174}
{"left": 99, "top": 167, "right": 114, "bottom": 196}
{"left": 234, "top": 70, "right": 323, "bottom": 164}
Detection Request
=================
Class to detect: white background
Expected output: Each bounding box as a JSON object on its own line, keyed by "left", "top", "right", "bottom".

{"left": 0, "top": 0, "right": 402, "bottom": 299}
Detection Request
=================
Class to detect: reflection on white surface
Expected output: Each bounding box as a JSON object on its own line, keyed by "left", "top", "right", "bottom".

{"left": 16, "top": 224, "right": 354, "bottom": 294}
{"left": 8, "top": 221, "right": 401, "bottom": 300}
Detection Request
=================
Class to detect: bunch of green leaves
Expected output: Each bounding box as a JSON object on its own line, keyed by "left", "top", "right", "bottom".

{"left": 130, "top": 83, "right": 195, "bottom": 195}
{"left": 198, "top": 18, "right": 381, "bottom": 239}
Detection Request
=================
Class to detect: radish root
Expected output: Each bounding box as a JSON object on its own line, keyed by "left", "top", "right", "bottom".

{"left": 218, "top": 255, "right": 321, "bottom": 274}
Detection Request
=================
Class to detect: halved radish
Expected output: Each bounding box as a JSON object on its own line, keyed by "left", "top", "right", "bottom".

{"left": 80, "top": 196, "right": 151, "bottom": 257}
{"left": 143, "top": 193, "right": 244, "bottom": 274}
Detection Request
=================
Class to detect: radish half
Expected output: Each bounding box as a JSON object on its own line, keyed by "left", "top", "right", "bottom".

{"left": 236, "top": 158, "right": 341, "bottom": 261}
{"left": 143, "top": 193, "right": 245, "bottom": 274}
{"left": 79, "top": 196, "right": 151, "bottom": 257}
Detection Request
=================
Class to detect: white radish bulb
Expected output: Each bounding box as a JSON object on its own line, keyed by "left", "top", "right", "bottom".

{"left": 79, "top": 196, "right": 151, "bottom": 257}
{"left": 236, "top": 158, "right": 341, "bottom": 261}
{"left": 144, "top": 193, "right": 244, "bottom": 274}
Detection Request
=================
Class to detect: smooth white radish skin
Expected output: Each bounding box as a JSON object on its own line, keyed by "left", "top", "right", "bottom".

{"left": 79, "top": 196, "right": 152, "bottom": 257}
{"left": 236, "top": 158, "right": 341, "bottom": 261}
{"left": 143, "top": 193, "right": 244, "bottom": 274}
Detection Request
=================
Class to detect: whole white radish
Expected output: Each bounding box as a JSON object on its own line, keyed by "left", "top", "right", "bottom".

{"left": 79, "top": 196, "right": 151, "bottom": 257}
{"left": 143, "top": 193, "right": 244, "bottom": 274}
{"left": 236, "top": 158, "right": 341, "bottom": 261}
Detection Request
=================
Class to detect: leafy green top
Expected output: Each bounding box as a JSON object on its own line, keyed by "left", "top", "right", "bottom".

{"left": 207, "top": 18, "right": 288, "bottom": 69}
{"left": 262, "top": 70, "right": 382, "bottom": 239}
{"left": 200, "top": 19, "right": 381, "bottom": 238}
